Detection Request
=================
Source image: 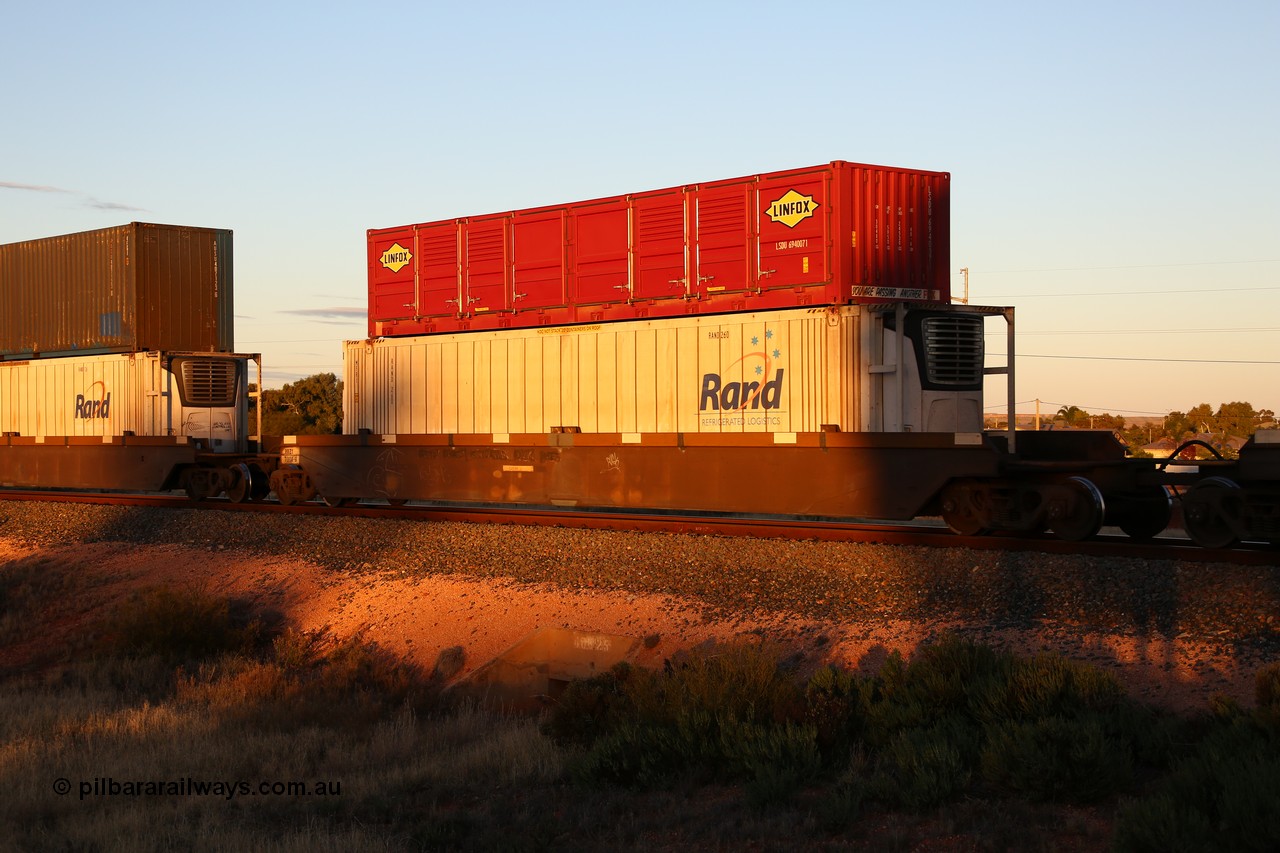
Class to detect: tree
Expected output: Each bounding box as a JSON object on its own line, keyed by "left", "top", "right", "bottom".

{"left": 1165, "top": 410, "right": 1194, "bottom": 441}
{"left": 251, "top": 373, "right": 343, "bottom": 435}
{"left": 1186, "top": 403, "right": 1214, "bottom": 435}
{"left": 1216, "top": 401, "right": 1262, "bottom": 437}
{"left": 1055, "top": 405, "right": 1086, "bottom": 428}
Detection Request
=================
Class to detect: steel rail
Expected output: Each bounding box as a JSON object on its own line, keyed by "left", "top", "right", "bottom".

{"left": 1, "top": 489, "right": 1276, "bottom": 566}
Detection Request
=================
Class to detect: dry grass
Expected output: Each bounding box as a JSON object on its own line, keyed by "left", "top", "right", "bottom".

{"left": 3, "top": 555, "right": 1278, "bottom": 852}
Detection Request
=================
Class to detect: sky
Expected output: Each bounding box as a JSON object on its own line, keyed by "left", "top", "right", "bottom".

{"left": 2, "top": 0, "right": 1277, "bottom": 420}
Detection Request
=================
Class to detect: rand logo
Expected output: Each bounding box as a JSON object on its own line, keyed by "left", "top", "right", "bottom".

{"left": 75, "top": 381, "right": 111, "bottom": 419}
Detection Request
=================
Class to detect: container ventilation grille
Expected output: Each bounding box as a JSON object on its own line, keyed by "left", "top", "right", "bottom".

{"left": 179, "top": 359, "right": 238, "bottom": 406}
{"left": 922, "top": 316, "right": 984, "bottom": 386}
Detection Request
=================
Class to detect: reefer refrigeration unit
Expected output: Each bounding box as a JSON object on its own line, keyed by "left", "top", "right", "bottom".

{"left": 0, "top": 223, "right": 234, "bottom": 359}
{"left": 367, "top": 161, "right": 950, "bottom": 337}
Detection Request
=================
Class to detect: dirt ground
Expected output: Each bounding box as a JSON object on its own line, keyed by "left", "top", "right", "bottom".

{"left": 0, "top": 537, "right": 1270, "bottom": 714}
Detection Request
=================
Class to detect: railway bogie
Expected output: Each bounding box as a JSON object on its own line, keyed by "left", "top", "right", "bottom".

{"left": 1176, "top": 433, "right": 1280, "bottom": 548}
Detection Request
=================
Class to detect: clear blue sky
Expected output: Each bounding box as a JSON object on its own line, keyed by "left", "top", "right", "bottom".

{"left": 3, "top": 0, "right": 1277, "bottom": 418}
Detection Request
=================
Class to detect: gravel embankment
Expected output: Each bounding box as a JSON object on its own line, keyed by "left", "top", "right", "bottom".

{"left": 2, "top": 501, "right": 1277, "bottom": 654}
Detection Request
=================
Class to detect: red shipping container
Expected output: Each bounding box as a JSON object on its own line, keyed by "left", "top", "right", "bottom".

{"left": 367, "top": 161, "right": 950, "bottom": 337}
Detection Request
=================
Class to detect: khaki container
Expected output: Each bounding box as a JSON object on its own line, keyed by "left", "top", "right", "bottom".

{"left": 343, "top": 305, "right": 986, "bottom": 437}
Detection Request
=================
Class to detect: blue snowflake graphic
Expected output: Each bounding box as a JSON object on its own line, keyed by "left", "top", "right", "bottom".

{"left": 772, "top": 348, "right": 781, "bottom": 359}
{"left": 765, "top": 329, "right": 774, "bottom": 340}
{"left": 755, "top": 365, "right": 764, "bottom": 375}
{"left": 751, "top": 336, "right": 759, "bottom": 346}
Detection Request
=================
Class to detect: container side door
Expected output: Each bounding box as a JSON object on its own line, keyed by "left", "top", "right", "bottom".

{"left": 692, "top": 182, "right": 752, "bottom": 298}
{"left": 851, "top": 167, "right": 949, "bottom": 301}
{"left": 632, "top": 191, "right": 688, "bottom": 302}
{"left": 756, "top": 170, "right": 831, "bottom": 291}
{"left": 571, "top": 201, "right": 629, "bottom": 305}
{"left": 368, "top": 226, "right": 419, "bottom": 333}
{"left": 463, "top": 218, "right": 510, "bottom": 317}
{"left": 511, "top": 211, "right": 566, "bottom": 311}
{"left": 419, "top": 222, "right": 464, "bottom": 318}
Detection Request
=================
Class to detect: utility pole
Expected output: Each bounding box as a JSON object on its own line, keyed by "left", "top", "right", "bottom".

{"left": 1035, "top": 398, "right": 1041, "bottom": 431}
{"left": 958, "top": 267, "right": 970, "bottom": 304}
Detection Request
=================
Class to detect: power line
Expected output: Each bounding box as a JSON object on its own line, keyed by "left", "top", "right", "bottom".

{"left": 956, "top": 259, "right": 1280, "bottom": 275}
{"left": 980, "top": 284, "right": 1280, "bottom": 299}
{"left": 1002, "top": 326, "right": 1280, "bottom": 336}
{"left": 989, "top": 352, "right": 1280, "bottom": 365}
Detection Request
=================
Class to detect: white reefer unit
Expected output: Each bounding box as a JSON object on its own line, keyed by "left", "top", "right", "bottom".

{"left": 0, "top": 351, "right": 251, "bottom": 451}
{"left": 343, "top": 304, "right": 987, "bottom": 437}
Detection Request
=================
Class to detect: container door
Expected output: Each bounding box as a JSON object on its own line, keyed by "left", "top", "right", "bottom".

{"left": 756, "top": 171, "right": 830, "bottom": 290}
{"left": 462, "top": 218, "right": 510, "bottom": 317}
{"left": 632, "top": 191, "right": 688, "bottom": 302}
{"left": 368, "top": 226, "right": 418, "bottom": 331}
{"left": 692, "top": 182, "right": 752, "bottom": 298}
{"left": 512, "top": 211, "right": 566, "bottom": 311}
{"left": 419, "top": 222, "right": 463, "bottom": 317}
{"left": 572, "top": 200, "right": 630, "bottom": 305}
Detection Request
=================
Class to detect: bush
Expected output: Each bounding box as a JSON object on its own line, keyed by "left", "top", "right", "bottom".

{"left": 972, "top": 651, "right": 1126, "bottom": 724}
{"left": 980, "top": 713, "right": 1133, "bottom": 802}
{"left": 558, "top": 641, "right": 811, "bottom": 792}
{"left": 102, "top": 586, "right": 262, "bottom": 663}
{"left": 804, "top": 665, "right": 868, "bottom": 760}
{"left": 870, "top": 723, "right": 972, "bottom": 810}
{"left": 541, "top": 664, "right": 635, "bottom": 748}
{"left": 1114, "top": 721, "right": 1280, "bottom": 852}
{"left": 719, "top": 718, "right": 822, "bottom": 807}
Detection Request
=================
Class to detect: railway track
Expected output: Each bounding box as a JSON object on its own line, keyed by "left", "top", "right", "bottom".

{"left": 1, "top": 489, "right": 1275, "bottom": 566}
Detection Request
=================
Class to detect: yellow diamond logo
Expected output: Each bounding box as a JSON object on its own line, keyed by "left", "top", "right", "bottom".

{"left": 766, "top": 189, "right": 819, "bottom": 228}
{"left": 379, "top": 242, "right": 413, "bottom": 273}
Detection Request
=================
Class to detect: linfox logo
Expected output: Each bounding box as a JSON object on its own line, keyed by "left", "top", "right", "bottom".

{"left": 699, "top": 329, "right": 786, "bottom": 412}
{"left": 379, "top": 242, "right": 413, "bottom": 273}
{"left": 766, "top": 189, "right": 818, "bottom": 228}
{"left": 75, "top": 381, "right": 111, "bottom": 419}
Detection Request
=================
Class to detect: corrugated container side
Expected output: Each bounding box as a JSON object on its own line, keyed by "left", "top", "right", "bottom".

{"left": 366, "top": 161, "right": 950, "bottom": 338}
{"left": 0, "top": 223, "right": 233, "bottom": 359}
{"left": 344, "top": 306, "right": 869, "bottom": 437}
{"left": 0, "top": 352, "right": 165, "bottom": 438}
{"left": 0, "top": 350, "right": 249, "bottom": 446}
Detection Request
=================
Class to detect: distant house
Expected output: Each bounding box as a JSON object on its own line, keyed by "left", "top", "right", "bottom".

{"left": 1141, "top": 437, "right": 1179, "bottom": 458}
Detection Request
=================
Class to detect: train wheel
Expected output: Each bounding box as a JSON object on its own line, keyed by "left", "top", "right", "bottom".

{"left": 1116, "top": 486, "right": 1173, "bottom": 541}
{"left": 271, "top": 466, "right": 316, "bottom": 507}
{"left": 1182, "top": 477, "right": 1241, "bottom": 549}
{"left": 1047, "top": 476, "right": 1105, "bottom": 541}
{"left": 225, "top": 463, "right": 257, "bottom": 504}
{"left": 940, "top": 482, "right": 989, "bottom": 536}
{"left": 183, "top": 469, "right": 213, "bottom": 502}
{"left": 275, "top": 481, "right": 304, "bottom": 506}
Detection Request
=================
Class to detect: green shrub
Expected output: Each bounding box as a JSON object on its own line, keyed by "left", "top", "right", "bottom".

{"left": 719, "top": 718, "right": 822, "bottom": 807}
{"left": 814, "top": 770, "right": 866, "bottom": 833}
{"left": 870, "top": 722, "right": 972, "bottom": 810}
{"left": 1114, "top": 721, "right": 1280, "bottom": 852}
{"left": 804, "top": 665, "right": 869, "bottom": 760}
{"left": 980, "top": 713, "right": 1133, "bottom": 802}
{"left": 1256, "top": 663, "right": 1280, "bottom": 730}
{"left": 570, "top": 721, "right": 691, "bottom": 788}
{"left": 561, "top": 641, "right": 811, "bottom": 793}
{"left": 972, "top": 651, "right": 1125, "bottom": 724}
{"left": 102, "top": 586, "right": 261, "bottom": 662}
{"left": 541, "top": 664, "right": 635, "bottom": 748}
